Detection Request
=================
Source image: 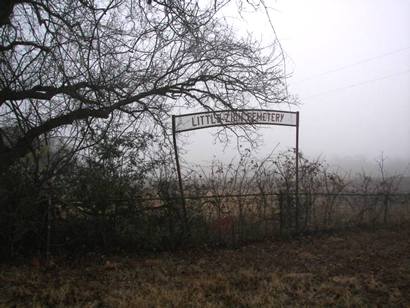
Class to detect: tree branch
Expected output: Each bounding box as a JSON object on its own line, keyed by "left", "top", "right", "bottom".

{"left": 0, "top": 41, "right": 51, "bottom": 52}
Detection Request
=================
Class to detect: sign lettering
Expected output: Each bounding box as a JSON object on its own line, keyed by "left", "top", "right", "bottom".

{"left": 175, "top": 109, "right": 297, "bottom": 133}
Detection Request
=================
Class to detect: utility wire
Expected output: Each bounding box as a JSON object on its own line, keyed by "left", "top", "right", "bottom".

{"left": 293, "top": 46, "right": 410, "bottom": 84}
{"left": 304, "top": 68, "right": 410, "bottom": 99}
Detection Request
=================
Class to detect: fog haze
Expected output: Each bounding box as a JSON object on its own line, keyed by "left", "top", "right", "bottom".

{"left": 180, "top": 0, "right": 410, "bottom": 175}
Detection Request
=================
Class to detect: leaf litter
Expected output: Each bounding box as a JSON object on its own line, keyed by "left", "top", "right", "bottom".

{"left": 1, "top": 225, "right": 409, "bottom": 307}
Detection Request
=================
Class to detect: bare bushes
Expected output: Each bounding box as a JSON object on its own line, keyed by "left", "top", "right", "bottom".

{"left": 183, "top": 151, "right": 409, "bottom": 242}
{"left": 1, "top": 149, "right": 409, "bottom": 260}
{"left": 184, "top": 151, "right": 345, "bottom": 240}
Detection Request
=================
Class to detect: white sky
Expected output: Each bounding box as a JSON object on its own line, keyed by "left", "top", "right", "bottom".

{"left": 179, "top": 0, "right": 410, "bottom": 174}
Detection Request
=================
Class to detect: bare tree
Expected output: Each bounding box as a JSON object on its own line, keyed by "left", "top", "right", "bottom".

{"left": 0, "top": 0, "right": 289, "bottom": 171}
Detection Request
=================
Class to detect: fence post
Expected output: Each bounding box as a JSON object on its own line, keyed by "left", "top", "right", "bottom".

{"left": 383, "top": 194, "right": 389, "bottom": 224}
{"left": 279, "top": 192, "right": 284, "bottom": 237}
{"left": 46, "top": 185, "right": 52, "bottom": 262}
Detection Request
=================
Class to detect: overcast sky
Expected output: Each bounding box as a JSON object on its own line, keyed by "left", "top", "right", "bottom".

{"left": 180, "top": 0, "right": 410, "bottom": 174}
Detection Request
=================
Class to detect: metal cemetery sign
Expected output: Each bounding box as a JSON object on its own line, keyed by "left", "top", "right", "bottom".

{"left": 171, "top": 109, "right": 300, "bottom": 231}
{"left": 174, "top": 109, "right": 297, "bottom": 133}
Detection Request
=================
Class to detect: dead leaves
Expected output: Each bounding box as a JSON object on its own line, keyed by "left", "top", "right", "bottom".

{"left": 1, "top": 226, "right": 409, "bottom": 307}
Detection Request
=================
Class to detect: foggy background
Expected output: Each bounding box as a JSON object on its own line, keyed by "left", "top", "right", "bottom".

{"left": 179, "top": 0, "right": 410, "bottom": 176}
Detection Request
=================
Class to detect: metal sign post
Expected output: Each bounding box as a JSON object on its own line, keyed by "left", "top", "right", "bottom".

{"left": 295, "top": 112, "right": 300, "bottom": 233}
{"left": 172, "top": 109, "right": 300, "bottom": 232}
{"left": 172, "top": 115, "right": 188, "bottom": 232}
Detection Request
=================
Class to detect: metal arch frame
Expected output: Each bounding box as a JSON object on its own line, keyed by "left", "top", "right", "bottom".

{"left": 171, "top": 109, "right": 300, "bottom": 232}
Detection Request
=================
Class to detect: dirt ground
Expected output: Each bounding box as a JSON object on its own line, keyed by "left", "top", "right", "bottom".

{"left": 1, "top": 225, "right": 409, "bottom": 307}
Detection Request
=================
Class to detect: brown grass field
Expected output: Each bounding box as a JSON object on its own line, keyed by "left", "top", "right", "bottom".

{"left": 1, "top": 225, "right": 409, "bottom": 307}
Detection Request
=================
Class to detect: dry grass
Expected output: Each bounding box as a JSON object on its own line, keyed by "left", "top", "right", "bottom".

{"left": 1, "top": 225, "right": 410, "bottom": 307}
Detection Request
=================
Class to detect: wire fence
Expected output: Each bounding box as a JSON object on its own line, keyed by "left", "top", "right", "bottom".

{"left": 49, "top": 192, "right": 410, "bottom": 253}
